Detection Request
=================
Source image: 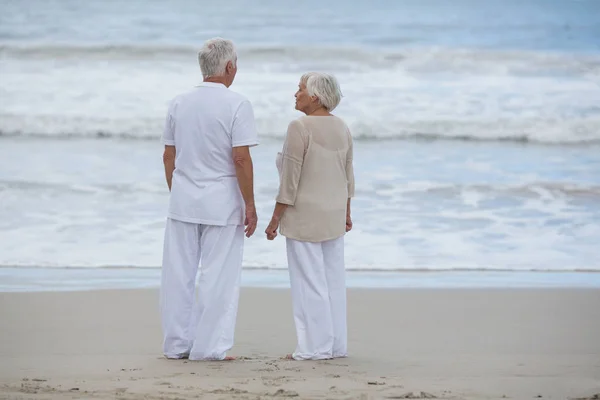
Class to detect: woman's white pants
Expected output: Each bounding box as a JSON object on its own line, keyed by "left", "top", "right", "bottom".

{"left": 286, "top": 235, "right": 347, "bottom": 360}
{"left": 160, "top": 218, "right": 244, "bottom": 361}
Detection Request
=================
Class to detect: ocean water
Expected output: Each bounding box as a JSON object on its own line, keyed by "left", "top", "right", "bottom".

{"left": 1, "top": 0, "right": 600, "bottom": 289}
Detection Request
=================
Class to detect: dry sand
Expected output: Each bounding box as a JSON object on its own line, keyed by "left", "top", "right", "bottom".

{"left": 1, "top": 287, "right": 599, "bottom": 399}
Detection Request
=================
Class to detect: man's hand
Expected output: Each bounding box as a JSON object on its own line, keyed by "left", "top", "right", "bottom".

{"left": 265, "top": 216, "right": 280, "bottom": 240}
{"left": 346, "top": 214, "right": 353, "bottom": 232}
{"left": 244, "top": 204, "right": 258, "bottom": 238}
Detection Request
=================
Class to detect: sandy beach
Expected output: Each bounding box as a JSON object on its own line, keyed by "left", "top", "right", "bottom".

{"left": 1, "top": 287, "right": 599, "bottom": 400}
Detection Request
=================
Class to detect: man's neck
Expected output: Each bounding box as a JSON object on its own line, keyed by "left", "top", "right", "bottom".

{"left": 203, "top": 77, "right": 228, "bottom": 87}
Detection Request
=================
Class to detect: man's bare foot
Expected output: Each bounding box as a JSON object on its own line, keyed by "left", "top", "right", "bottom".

{"left": 164, "top": 352, "right": 189, "bottom": 360}
{"left": 282, "top": 354, "right": 294, "bottom": 360}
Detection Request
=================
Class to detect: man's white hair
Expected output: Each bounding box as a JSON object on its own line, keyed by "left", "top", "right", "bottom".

{"left": 198, "top": 37, "right": 237, "bottom": 78}
{"left": 300, "top": 72, "right": 343, "bottom": 112}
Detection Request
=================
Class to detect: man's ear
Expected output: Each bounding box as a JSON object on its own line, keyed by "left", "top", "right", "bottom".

{"left": 226, "top": 60, "right": 234, "bottom": 74}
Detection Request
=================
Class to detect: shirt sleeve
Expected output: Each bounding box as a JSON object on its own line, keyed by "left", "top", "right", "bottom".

{"left": 276, "top": 120, "right": 306, "bottom": 206}
{"left": 346, "top": 131, "right": 355, "bottom": 198}
{"left": 232, "top": 100, "right": 259, "bottom": 147}
{"left": 161, "top": 100, "right": 176, "bottom": 146}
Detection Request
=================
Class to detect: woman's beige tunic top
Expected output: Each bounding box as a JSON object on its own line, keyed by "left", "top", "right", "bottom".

{"left": 276, "top": 115, "right": 355, "bottom": 242}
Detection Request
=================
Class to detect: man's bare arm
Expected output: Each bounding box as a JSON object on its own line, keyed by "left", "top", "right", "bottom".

{"left": 232, "top": 145, "right": 257, "bottom": 237}
{"left": 163, "top": 145, "right": 176, "bottom": 191}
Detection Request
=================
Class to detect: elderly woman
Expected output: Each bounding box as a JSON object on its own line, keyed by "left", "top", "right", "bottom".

{"left": 265, "top": 72, "right": 355, "bottom": 360}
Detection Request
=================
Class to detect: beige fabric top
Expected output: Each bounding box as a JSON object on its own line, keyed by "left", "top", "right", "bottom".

{"left": 276, "top": 115, "right": 355, "bottom": 242}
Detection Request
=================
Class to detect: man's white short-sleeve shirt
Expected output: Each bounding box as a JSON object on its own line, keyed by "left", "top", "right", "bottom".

{"left": 162, "top": 82, "right": 259, "bottom": 226}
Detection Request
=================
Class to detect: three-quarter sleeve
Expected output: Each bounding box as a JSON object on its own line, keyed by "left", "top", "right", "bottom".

{"left": 276, "top": 120, "right": 306, "bottom": 206}
{"left": 346, "top": 132, "right": 355, "bottom": 198}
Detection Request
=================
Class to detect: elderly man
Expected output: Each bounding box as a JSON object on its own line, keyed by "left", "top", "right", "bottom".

{"left": 160, "top": 37, "right": 258, "bottom": 361}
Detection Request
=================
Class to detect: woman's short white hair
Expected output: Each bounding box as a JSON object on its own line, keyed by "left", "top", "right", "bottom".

{"left": 300, "top": 72, "right": 343, "bottom": 112}
{"left": 198, "top": 37, "right": 237, "bottom": 78}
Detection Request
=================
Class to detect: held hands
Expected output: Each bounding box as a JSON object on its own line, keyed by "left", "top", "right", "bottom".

{"left": 244, "top": 204, "right": 258, "bottom": 238}
{"left": 265, "top": 216, "right": 280, "bottom": 240}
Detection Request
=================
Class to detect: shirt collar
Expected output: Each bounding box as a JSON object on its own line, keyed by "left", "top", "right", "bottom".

{"left": 196, "top": 82, "right": 227, "bottom": 88}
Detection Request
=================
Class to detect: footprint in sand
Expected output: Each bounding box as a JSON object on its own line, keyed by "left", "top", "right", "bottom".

{"left": 209, "top": 388, "right": 249, "bottom": 395}
{"left": 267, "top": 389, "right": 299, "bottom": 397}
{"left": 386, "top": 391, "right": 438, "bottom": 399}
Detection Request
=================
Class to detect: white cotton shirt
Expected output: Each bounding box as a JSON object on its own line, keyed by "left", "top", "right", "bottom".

{"left": 162, "top": 82, "right": 259, "bottom": 226}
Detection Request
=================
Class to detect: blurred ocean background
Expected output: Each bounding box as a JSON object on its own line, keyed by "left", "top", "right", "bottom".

{"left": 1, "top": 0, "right": 599, "bottom": 290}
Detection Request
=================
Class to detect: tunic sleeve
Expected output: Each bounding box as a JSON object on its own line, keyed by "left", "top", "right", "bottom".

{"left": 276, "top": 120, "right": 306, "bottom": 206}
{"left": 346, "top": 132, "right": 355, "bottom": 198}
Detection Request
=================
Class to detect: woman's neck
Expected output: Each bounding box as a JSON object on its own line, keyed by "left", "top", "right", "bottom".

{"left": 306, "top": 107, "right": 330, "bottom": 116}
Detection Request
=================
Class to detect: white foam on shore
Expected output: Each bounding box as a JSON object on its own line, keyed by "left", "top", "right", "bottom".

{"left": 2, "top": 45, "right": 600, "bottom": 144}
{"left": 1, "top": 138, "right": 599, "bottom": 273}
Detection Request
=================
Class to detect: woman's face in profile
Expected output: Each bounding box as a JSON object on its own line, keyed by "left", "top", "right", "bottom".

{"left": 294, "top": 81, "right": 311, "bottom": 114}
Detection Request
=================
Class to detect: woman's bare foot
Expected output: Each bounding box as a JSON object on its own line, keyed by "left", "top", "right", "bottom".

{"left": 223, "top": 356, "right": 236, "bottom": 361}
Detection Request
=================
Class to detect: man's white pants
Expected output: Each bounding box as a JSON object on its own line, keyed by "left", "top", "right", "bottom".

{"left": 286, "top": 235, "right": 347, "bottom": 360}
{"left": 160, "top": 218, "right": 244, "bottom": 361}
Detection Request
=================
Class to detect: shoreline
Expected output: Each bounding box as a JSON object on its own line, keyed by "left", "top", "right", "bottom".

{"left": 4, "top": 264, "right": 600, "bottom": 272}
{"left": 1, "top": 267, "right": 600, "bottom": 292}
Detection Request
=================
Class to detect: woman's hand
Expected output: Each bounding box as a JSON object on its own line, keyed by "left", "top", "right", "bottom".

{"left": 346, "top": 214, "right": 353, "bottom": 232}
{"left": 265, "top": 216, "right": 280, "bottom": 240}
